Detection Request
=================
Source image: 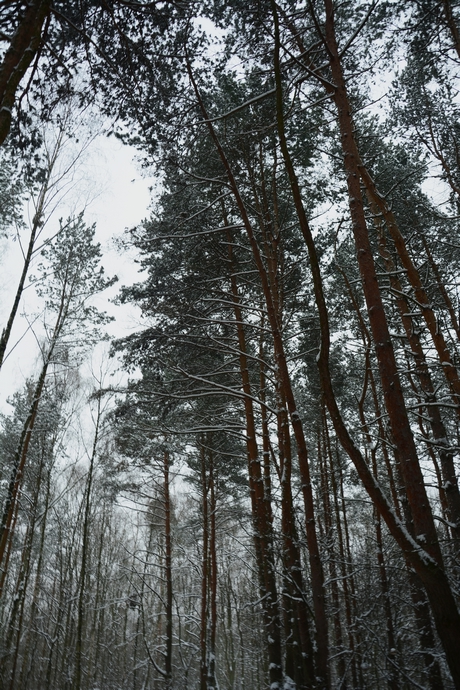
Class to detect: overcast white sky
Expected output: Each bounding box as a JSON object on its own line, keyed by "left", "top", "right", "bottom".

{"left": 0, "top": 132, "right": 156, "bottom": 413}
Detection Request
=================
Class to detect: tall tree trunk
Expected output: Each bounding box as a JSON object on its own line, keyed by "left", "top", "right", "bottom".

{"left": 376, "top": 220, "right": 460, "bottom": 541}
{"left": 368, "top": 339, "right": 445, "bottom": 690}
{"left": 268, "top": 16, "right": 332, "bottom": 685}
{"left": 199, "top": 442, "right": 209, "bottom": 690}
{"left": 441, "top": 0, "right": 460, "bottom": 60}
{"left": 73, "top": 394, "right": 101, "bottom": 690}
{"left": 2, "top": 441, "right": 48, "bottom": 690}
{"left": 420, "top": 231, "right": 460, "bottom": 342}
{"left": 273, "top": 3, "right": 460, "bottom": 680}
{"left": 208, "top": 449, "right": 218, "bottom": 690}
{"left": 0, "top": 129, "right": 65, "bottom": 372}
{"left": 192, "top": 50, "right": 327, "bottom": 687}
{"left": 323, "top": 415, "right": 359, "bottom": 688}
{"left": 318, "top": 428, "right": 347, "bottom": 687}
{"left": 254, "top": 156, "right": 319, "bottom": 688}
{"left": 259, "top": 332, "right": 275, "bottom": 498}
{"left": 277, "top": 389, "right": 316, "bottom": 689}
{"left": 164, "top": 450, "right": 173, "bottom": 689}
{"left": 18, "top": 462, "right": 51, "bottom": 689}
{"left": 224, "top": 227, "right": 284, "bottom": 689}
{"left": 0, "top": 277, "right": 68, "bottom": 577}
{"left": 0, "top": 363, "right": 49, "bottom": 576}
{"left": 319, "top": 2, "right": 460, "bottom": 680}
{"left": 362, "top": 164, "right": 460, "bottom": 416}
{"left": 0, "top": 0, "right": 50, "bottom": 146}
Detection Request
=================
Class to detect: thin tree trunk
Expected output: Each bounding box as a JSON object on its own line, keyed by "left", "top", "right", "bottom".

{"left": 254, "top": 156, "right": 318, "bottom": 688}
{"left": 3, "top": 442, "right": 47, "bottom": 690}
{"left": 352, "top": 138, "right": 460, "bottom": 417}
{"left": 269, "top": 15, "right": 332, "bottom": 685}
{"left": 366, "top": 329, "right": 445, "bottom": 690}
{"left": 0, "top": 130, "right": 64, "bottom": 372}
{"left": 0, "top": 488, "right": 20, "bottom": 601}
{"left": 259, "top": 332, "right": 274, "bottom": 498}
{"left": 318, "top": 428, "right": 347, "bottom": 687}
{"left": 200, "top": 443, "right": 209, "bottom": 690}
{"left": 18, "top": 463, "right": 51, "bottom": 690}
{"left": 0, "top": 279, "right": 68, "bottom": 577}
{"left": 164, "top": 450, "right": 173, "bottom": 689}
{"left": 88, "top": 509, "right": 108, "bottom": 690}
{"left": 73, "top": 394, "right": 101, "bottom": 690}
{"left": 336, "top": 453, "right": 365, "bottom": 689}
{"left": 224, "top": 227, "right": 284, "bottom": 688}
{"left": 208, "top": 450, "right": 217, "bottom": 690}
{"left": 323, "top": 415, "right": 359, "bottom": 688}
{"left": 277, "top": 389, "right": 316, "bottom": 689}
{"left": 0, "top": 363, "right": 49, "bottom": 577}
{"left": 420, "top": 231, "right": 460, "bottom": 342}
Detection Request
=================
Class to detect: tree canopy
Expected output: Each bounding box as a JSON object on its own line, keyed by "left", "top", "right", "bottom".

{"left": 2, "top": 1, "right": 460, "bottom": 689}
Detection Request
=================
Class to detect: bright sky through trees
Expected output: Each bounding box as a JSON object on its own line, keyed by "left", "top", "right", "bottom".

{"left": 0, "top": 133, "right": 153, "bottom": 412}
{"left": 2, "top": 2, "right": 460, "bottom": 689}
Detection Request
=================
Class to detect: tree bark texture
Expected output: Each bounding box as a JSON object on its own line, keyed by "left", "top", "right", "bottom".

{"left": 0, "top": 0, "right": 50, "bottom": 146}
{"left": 322, "top": 0, "right": 460, "bottom": 681}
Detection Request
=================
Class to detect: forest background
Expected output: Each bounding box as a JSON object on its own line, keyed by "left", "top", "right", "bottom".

{"left": 1, "top": 2, "right": 460, "bottom": 690}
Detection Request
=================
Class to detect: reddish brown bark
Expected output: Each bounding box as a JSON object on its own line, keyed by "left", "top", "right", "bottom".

{"left": 376, "top": 224, "right": 460, "bottom": 541}
{"left": 324, "top": 3, "right": 439, "bottom": 555}
{"left": 320, "top": 1, "right": 460, "bottom": 675}
{"left": 253, "top": 149, "right": 321, "bottom": 687}
{"left": 225, "top": 225, "right": 284, "bottom": 688}
{"left": 285, "top": 3, "right": 460, "bottom": 416}
{"left": 259, "top": 332, "right": 276, "bottom": 496}
{"left": 270, "top": 1, "right": 460, "bottom": 680}
{"left": 0, "top": 0, "right": 50, "bottom": 146}
{"left": 344, "top": 267, "right": 444, "bottom": 689}
{"left": 339, "top": 267, "right": 402, "bottom": 517}
{"left": 363, "top": 310, "right": 445, "bottom": 690}
{"left": 269, "top": 11, "right": 333, "bottom": 684}
{"left": 421, "top": 232, "right": 460, "bottom": 342}
{"left": 360, "top": 163, "right": 460, "bottom": 416}
{"left": 441, "top": 0, "right": 460, "bottom": 60}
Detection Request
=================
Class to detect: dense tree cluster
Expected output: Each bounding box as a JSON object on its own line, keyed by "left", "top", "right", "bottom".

{"left": 2, "top": 1, "right": 460, "bottom": 689}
